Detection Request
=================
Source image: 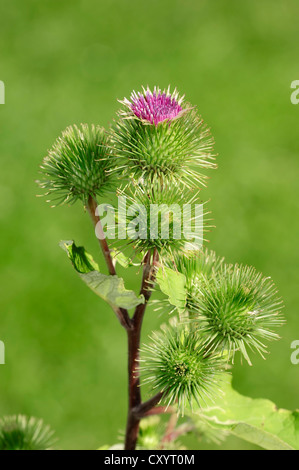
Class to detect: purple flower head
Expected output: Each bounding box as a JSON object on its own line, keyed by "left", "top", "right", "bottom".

{"left": 124, "top": 87, "right": 184, "bottom": 125}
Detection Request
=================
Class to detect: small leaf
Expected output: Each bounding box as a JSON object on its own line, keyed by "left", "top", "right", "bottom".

{"left": 156, "top": 267, "right": 186, "bottom": 311}
{"left": 59, "top": 240, "right": 100, "bottom": 273}
{"left": 192, "top": 376, "right": 299, "bottom": 450}
{"left": 111, "top": 250, "right": 143, "bottom": 268}
{"left": 60, "top": 241, "right": 144, "bottom": 310}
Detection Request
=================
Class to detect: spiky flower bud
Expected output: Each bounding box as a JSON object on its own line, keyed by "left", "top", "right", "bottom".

{"left": 112, "top": 86, "right": 216, "bottom": 188}
{"left": 162, "top": 249, "right": 224, "bottom": 314}
{"left": 118, "top": 181, "right": 205, "bottom": 257}
{"left": 194, "top": 264, "right": 284, "bottom": 365}
{"left": 159, "top": 251, "right": 284, "bottom": 365}
{"left": 38, "top": 124, "right": 117, "bottom": 206}
{"left": 0, "top": 415, "right": 55, "bottom": 450}
{"left": 171, "top": 248, "right": 223, "bottom": 284}
{"left": 140, "top": 322, "right": 225, "bottom": 414}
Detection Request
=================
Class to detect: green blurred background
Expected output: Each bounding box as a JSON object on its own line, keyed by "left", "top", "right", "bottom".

{"left": 0, "top": 0, "right": 298, "bottom": 450}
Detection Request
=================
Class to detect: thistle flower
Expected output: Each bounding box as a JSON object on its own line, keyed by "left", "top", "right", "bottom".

{"left": 117, "top": 181, "right": 207, "bottom": 258}
{"left": 0, "top": 415, "right": 55, "bottom": 450}
{"left": 38, "top": 124, "right": 117, "bottom": 206}
{"left": 194, "top": 264, "right": 284, "bottom": 365}
{"left": 112, "top": 86, "right": 216, "bottom": 188}
{"left": 140, "top": 323, "right": 225, "bottom": 414}
{"left": 128, "top": 87, "right": 184, "bottom": 125}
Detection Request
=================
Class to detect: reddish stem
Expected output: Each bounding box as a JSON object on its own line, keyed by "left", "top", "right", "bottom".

{"left": 87, "top": 196, "right": 117, "bottom": 276}
{"left": 87, "top": 196, "right": 132, "bottom": 331}
{"left": 124, "top": 249, "right": 159, "bottom": 450}
{"left": 87, "top": 198, "right": 164, "bottom": 449}
{"left": 132, "top": 393, "right": 165, "bottom": 419}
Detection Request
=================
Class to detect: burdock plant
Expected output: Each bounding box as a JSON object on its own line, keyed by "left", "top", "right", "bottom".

{"left": 0, "top": 416, "right": 55, "bottom": 450}
{"left": 37, "top": 86, "right": 288, "bottom": 451}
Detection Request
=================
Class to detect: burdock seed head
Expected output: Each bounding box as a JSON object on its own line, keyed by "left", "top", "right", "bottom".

{"left": 38, "top": 124, "right": 117, "bottom": 206}
{"left": 193, "top": 264, "right": 285, "bottom": 365}
{"left": 0, "top": 415, "right": 55, "bottom": 450}
{"left": 140, "top": 322, "right": 225, "bottom": 414}
{"left": 111, "top": 86, "right": 216, "bottom": 188}
{"left": 118, "top": 180, "right": 206, "bottom": 258}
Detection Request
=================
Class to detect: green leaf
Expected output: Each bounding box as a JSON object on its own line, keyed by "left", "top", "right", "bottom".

{"left": 59, "top": 240, "right": 100, "bottom": 273}
{"left": 156, "top": 266, "right": 186, "bottom": 311}
{"left": 192, "top": 376, "right": 299, "bottom": 450}
{"left": 111, "top": 250, "right": 143, "bottom": 268}
{"left": 60, "top": 241, "right": 144, "bottom": 310}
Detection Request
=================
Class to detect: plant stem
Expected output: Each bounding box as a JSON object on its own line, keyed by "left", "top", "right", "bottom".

{"left": 124, "top": 249, "right": 159, "bottom": 450}
{"left": 87, "top": 198, "right": 163, "bottom": 449}
{"left": 87, "top": 196, "right": 117, "bottom": 276}
{"left": 86, "top": 195, "right": 132, "bottom": 331}
{"left": 133, "top": 394, "right": 165, "bottom": 419}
